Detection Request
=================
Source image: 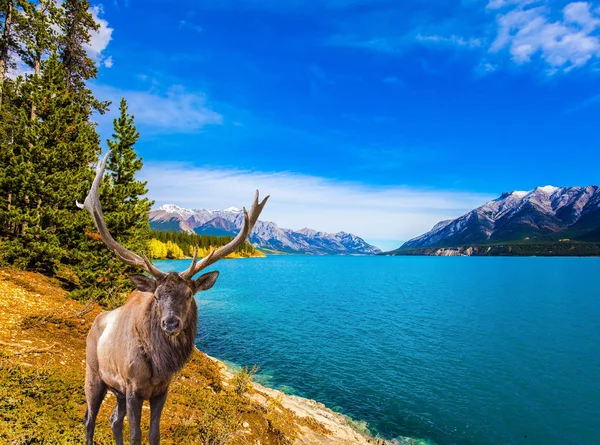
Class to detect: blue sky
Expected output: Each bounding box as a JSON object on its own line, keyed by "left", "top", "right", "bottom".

{"left": 86, "top": 0, "right": 600, "bottom": 250}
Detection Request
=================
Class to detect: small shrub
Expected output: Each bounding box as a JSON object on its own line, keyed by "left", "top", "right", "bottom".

{"left": 263, "top": 395, "right": 299, "bottom": 444}
{"left": 232, "top": 365, "right": 258, "bottom": 395}
{"left": 168, "top": 384, "right": 244, "bottom": 445}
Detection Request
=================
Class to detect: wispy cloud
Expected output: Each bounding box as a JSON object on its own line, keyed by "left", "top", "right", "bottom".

{"left": 308, "top": 64, "right": 334, "bottom": 83}
{"left": 191, "top": 0, "right": 391, "bottom": 13}
{"left": 93, "top": 84, "right": 223, "bottom": 133}
{"left": 140, "top": 163, "right": 493, "bottom": 241}
{"left": 327, "top": 34, "right": 407, "bottom": 55}
{"left": 331, "top": 32, "right": 482, "bottom": 55}
{"left": 566, "top": 90, "right": 600, "bottom": 112}
{"left": 382, "top": 76, "right": 404, "bottom": 85}
{"left": 103, "top": 55, "right": 113, "bottom": 68}
{"left": 326, "top": 1, "right": 600, "bottom": 75}
{"left": 489, "top": 1, "right": 600, "bottom": 73}
{"left": 486, "top": 0, "right": 538, "bottom": 10}
{"left": 416, "top": 33, "right": 482, "bottom": 48}
{"left": 179, "top": 19, "right": 204, "bottom": 33}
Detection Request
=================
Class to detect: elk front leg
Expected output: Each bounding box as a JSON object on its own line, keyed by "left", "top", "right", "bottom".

{"left": 110, "top": 394, "right": 126, "bottom": 445}
{"left": 149, "top": 391, "right": 168, "bottom": 445}
{"left": 84, "top": 370, "right": 107, "bottom": 445}
{"left": 126, "top": 390, "right": 144, "bottom": 445}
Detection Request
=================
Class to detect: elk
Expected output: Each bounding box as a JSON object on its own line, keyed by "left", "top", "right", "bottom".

{"left": 77, "top": 152, "right": 268, "bottom": 445}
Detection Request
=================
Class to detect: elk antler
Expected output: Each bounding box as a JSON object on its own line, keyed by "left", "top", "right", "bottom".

{"left": 179, "top": 190, "right": 269, "bottom": 280}
{"left": 77, "top": 152, "right": 167, "bottom": 279}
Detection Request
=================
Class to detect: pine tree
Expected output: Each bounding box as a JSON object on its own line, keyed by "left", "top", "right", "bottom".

{"left": 59, "top": 0, "right": 97, "bottom": 91}
{"left": 0, "top": 0, "right": 26, "bottom": 106}
{"left": 105, "top": 98, "right": 152, "bottom": 243}
{"left": 19, "top": 0, "right": 60, "bottom": 120}
{"left": 0, "top": 75, "right": 24, "bottom": 236}
{"left": 70, "top": 98, "right": 153, "bottom": 304}
{"left": 19, "top": 0, "right": 59, "bottom": 76}
{"left": 1, "top": 53, "right": 101, "bottom": 273}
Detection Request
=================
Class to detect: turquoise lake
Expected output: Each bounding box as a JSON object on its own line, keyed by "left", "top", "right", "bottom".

{"left": 155, "top": 256, "right": 600, "bottom": 445}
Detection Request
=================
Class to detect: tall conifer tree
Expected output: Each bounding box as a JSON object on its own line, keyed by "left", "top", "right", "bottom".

{"left": 105, "top": 98, "right": 153, "bottom": 243}
{"left": 0, "top": 0, "right": 26, "bottom": 106}
{"left": 59, "top": 0, "right": 97, "bottom": 91}
{"left": 71, "top": 98, "right": 153, "bottom": 303}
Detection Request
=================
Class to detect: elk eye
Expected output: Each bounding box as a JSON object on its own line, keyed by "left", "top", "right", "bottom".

{"left": 153, "top": 293, "right": 160, "bottom": 301}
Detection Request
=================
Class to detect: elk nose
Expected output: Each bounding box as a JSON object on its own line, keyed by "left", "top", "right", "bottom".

{"left": 162, "top": 316, "right": 182, "bottom": 333}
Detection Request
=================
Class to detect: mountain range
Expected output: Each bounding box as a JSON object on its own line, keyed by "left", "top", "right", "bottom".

{"left": 149, "top": 205, "right": 381, "bottom": 255}
{"left": 392, "top": 185, "right": 600, "bottom": 254}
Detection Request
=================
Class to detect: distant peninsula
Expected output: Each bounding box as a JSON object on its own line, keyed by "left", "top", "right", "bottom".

{"left": 387, "top": 185, "right": 600, "bottom": 257}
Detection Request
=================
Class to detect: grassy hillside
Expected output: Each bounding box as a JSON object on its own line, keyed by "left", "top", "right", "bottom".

{"left": 0, "top": 268, "right": 389, "bottom": 445}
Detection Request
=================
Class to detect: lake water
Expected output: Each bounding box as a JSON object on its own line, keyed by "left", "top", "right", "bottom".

{"left": 155, "top": 256, "right": 600, "bottom": 445}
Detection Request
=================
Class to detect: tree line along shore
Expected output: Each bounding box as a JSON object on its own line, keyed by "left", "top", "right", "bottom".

{"left": 148, "top": 230, "right": 265, "bottom": 260}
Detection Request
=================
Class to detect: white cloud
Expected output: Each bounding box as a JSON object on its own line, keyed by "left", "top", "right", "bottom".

{"left": 490, "top": 1, "right": 600, "bottom": 72}
{"left": 486, "top": 0, "right": 538, "bottom": 10}
{"left": 564, "top": 1, "right": 600, "bottom": 27}
{"left": 179, "top": 19, "right": 204, "bottom": 33}
{"left": 327, "top": 34, "right": 407, "bottom": 55}
{"left": 140, "top": 163, "right": 493, "bottom": 242}
{"left": 416, "top": 33, "right": 482, "bottom": 48}
{"left": 103, "top": 55, "right": 113, "bottom": 68}
{"left": 327, "top": 1, "right": 600, "bottom": 75}
{"left": 566, "top": 91, "right": 600, "bottom": 111}
{"left": 6, "top": 59, "right": 33, "bottom": 79}
{"left": 93, "top": 84, "right": 223, "bottom": 132}
{"left": 382, "top": 76, "right": 404, "bottom": 85}
{"left": 329, "top": 32, "right": 482, "bottom": 55}
{"left": 86, "top": 5, "right": 113, "bottom": 65}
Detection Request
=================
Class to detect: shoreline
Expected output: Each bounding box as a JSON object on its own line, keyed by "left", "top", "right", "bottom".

{"left": 153, "top": 252, "right": 267, "bottom": 261}
{"left": 0, "top": 267, "right": 403, "bottom": 444}
{"left": 386, "top": 243, "right": 600, "bottom": 257}
{"left": 211, "top": 356, "right": 392, "bottom": 444}
{"left": 214, "top": 359, "right": 433, "bottom": 445}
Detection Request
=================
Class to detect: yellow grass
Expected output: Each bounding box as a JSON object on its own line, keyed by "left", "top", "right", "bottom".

{"left": 0, "top": 268, "right": 326, "bottom": 444}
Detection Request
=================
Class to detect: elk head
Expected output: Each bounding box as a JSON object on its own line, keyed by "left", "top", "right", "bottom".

{"left": 77, "top": 152, "right": 269, "bottom": 337}
{"left": 126, "top": 272, "right": 217, "bottom": 336}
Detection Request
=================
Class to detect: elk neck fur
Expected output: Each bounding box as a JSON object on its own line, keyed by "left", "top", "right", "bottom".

{"left": 137, "top": 291, "right": 198, "bottom": 380}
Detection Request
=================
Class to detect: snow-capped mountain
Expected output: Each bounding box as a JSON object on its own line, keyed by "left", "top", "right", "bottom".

{"left": 149, "top": 205, "right": 381, "bottom": 255}
{"left": 398, "top": 185, "right": 600, "bottom": 250}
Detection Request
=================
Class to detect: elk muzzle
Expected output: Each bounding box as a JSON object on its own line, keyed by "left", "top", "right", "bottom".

{"left": 161, "top": 315, "right": 182, "bottom": 335}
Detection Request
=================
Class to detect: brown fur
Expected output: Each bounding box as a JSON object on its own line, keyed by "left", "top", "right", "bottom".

{"left": 78, "top": 156, "right": 264, "bottom": 445}
{"left": 144, "top": 294, "right": 197, "bottom": 380}
{"left": 84, "top": 271, "right": 218, "bottom": 445}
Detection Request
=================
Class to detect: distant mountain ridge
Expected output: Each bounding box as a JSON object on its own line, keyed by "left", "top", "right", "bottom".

{"left": 394, "top": 185, "right": 600, "bottom": 252}
{"left": 149, "top": 205, "right": 381, "bottom": 255}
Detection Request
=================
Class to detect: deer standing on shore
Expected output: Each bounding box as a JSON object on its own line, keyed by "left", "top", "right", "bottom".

{"left": 77, "top": 153, "right": 268, "bottom": 445}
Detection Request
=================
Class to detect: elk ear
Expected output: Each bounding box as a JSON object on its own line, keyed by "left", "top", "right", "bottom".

{"left": 191, "top": 271, "right": 219, "bottom": 294}
{"left": 129, "top": 274, "right": 157, "bottom": 293}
